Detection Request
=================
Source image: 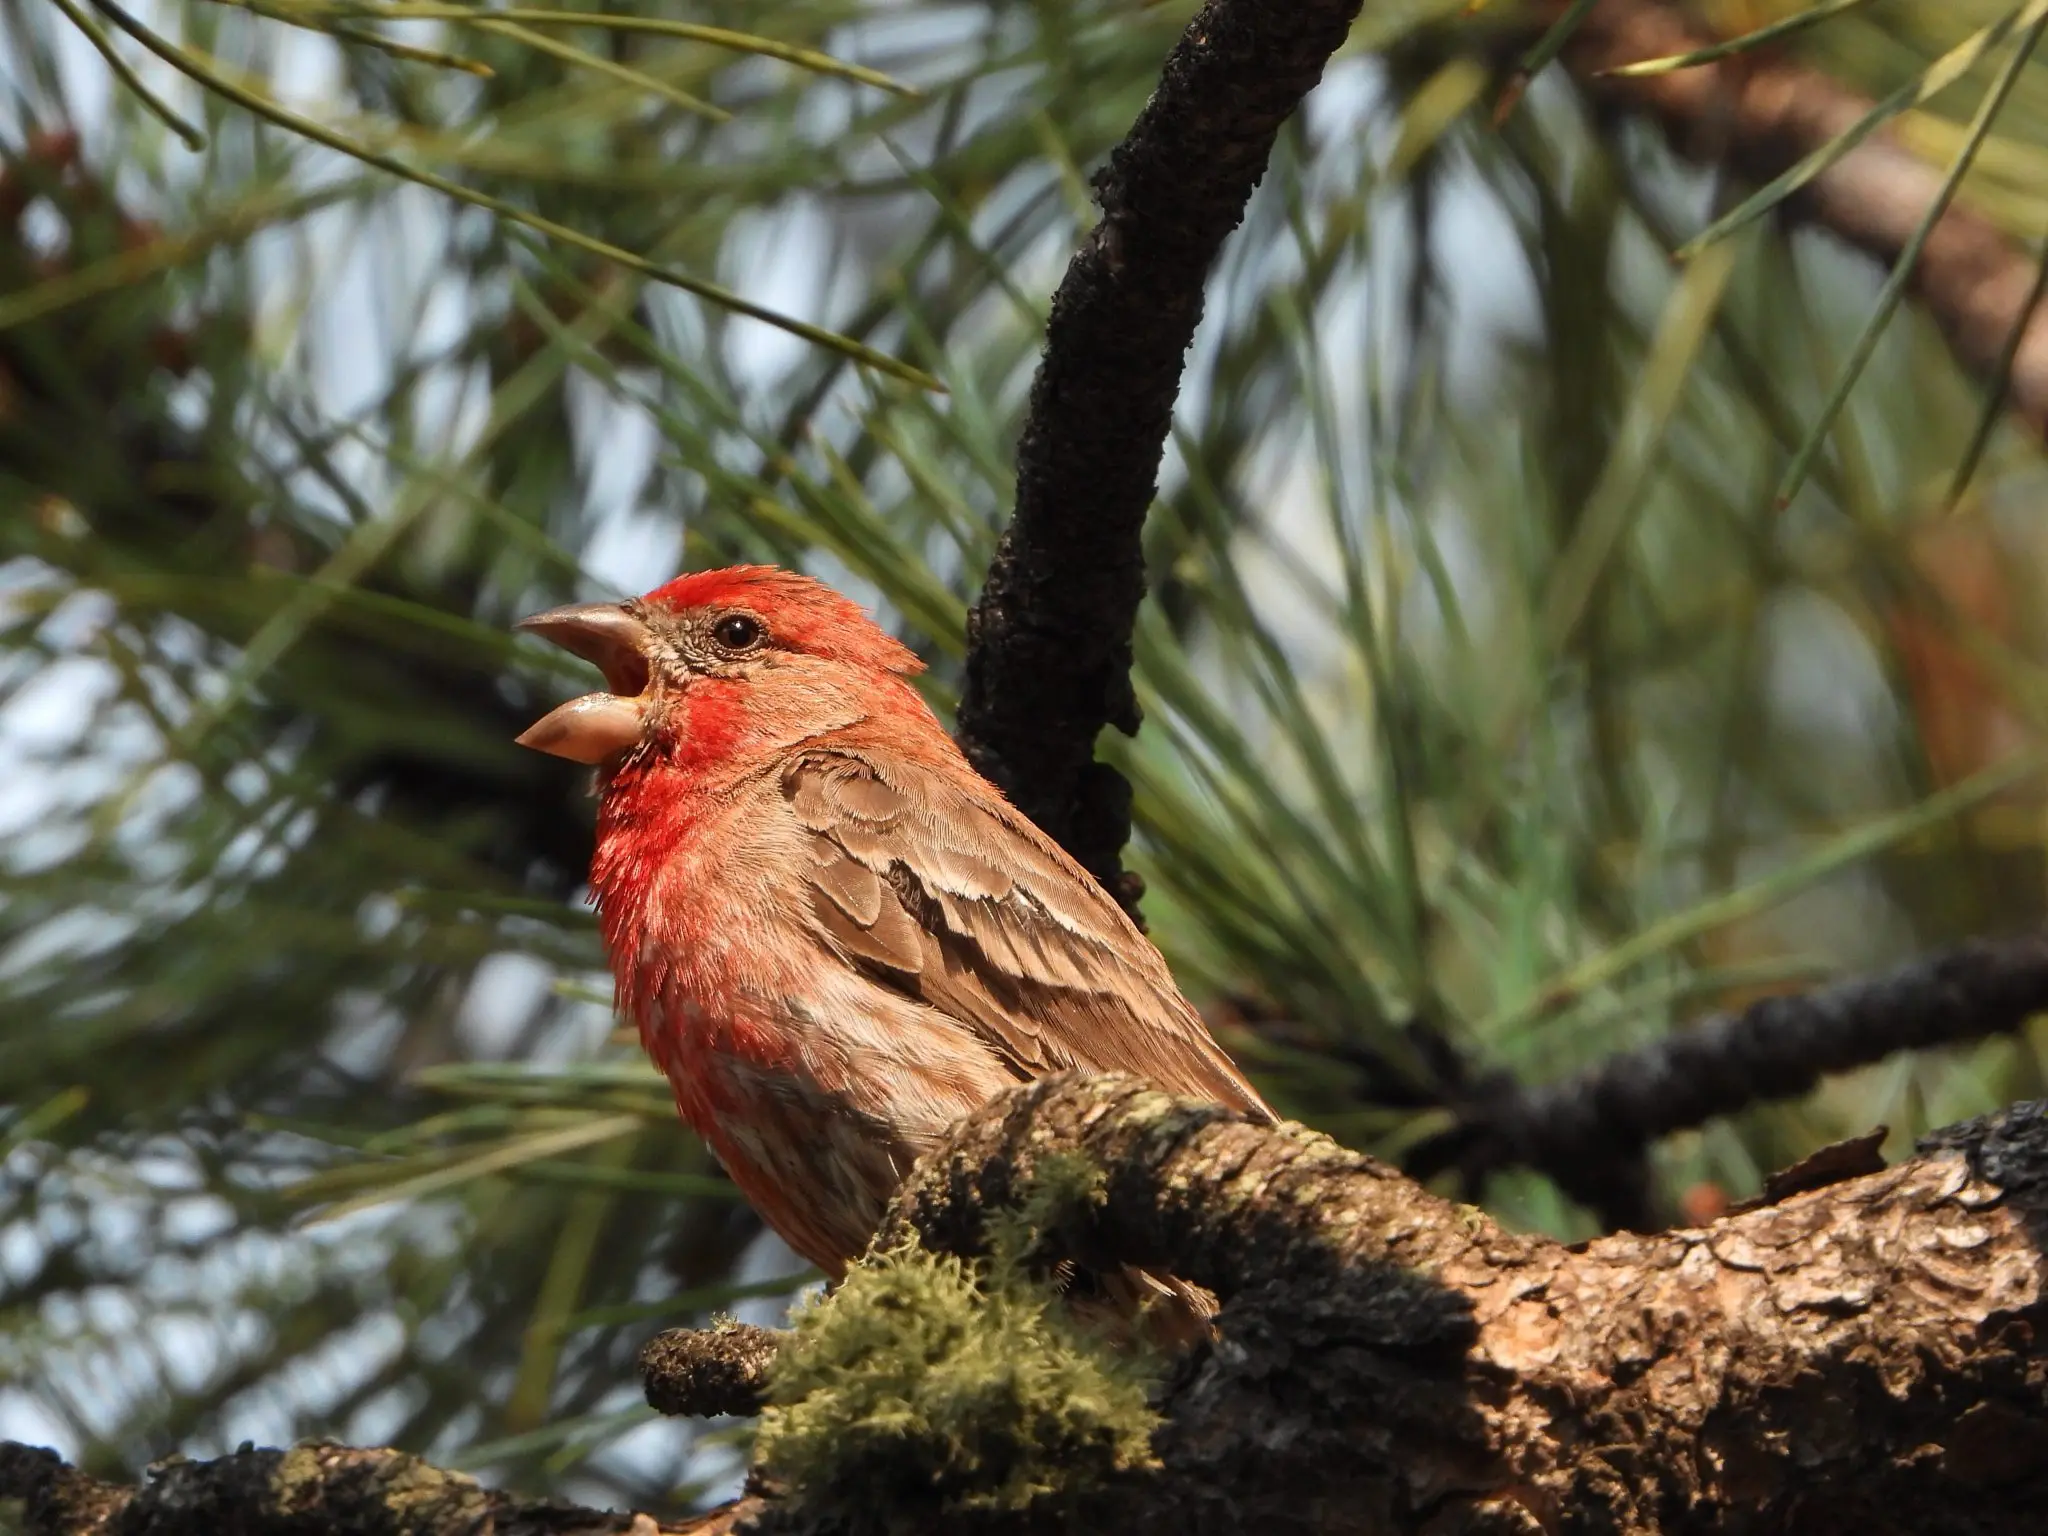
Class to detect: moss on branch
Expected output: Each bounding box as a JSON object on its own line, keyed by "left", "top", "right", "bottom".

{"left": 22, "top": 1081, "right": 2048, "bottom": 1534}
{"left": 754, "top": 1229, "right": 1159, "bottom": 1521}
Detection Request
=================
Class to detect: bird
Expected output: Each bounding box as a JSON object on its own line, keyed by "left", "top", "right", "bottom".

{"left": 514, "top": 565, "right": 1273, "bottom": 1333}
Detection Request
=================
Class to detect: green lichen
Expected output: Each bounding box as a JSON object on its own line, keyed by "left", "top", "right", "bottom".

{"left": 268, "top": 1445, "right": 328, "bottom": 1502}
{"left": 754, "top": 1156, "right": 1161, "bottom": 1520}
{"left": 267, "top": 1445, "right": 487, "bottom": 1534}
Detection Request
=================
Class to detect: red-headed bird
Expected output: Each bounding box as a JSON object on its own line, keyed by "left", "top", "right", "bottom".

{"left": 515, "top": 567, "right": 1271, "bottom": 1323}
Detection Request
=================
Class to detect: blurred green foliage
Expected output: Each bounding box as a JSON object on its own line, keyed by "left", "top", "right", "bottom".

{"left": 4, "top": 0, "right": 2048, "bottom": 1515}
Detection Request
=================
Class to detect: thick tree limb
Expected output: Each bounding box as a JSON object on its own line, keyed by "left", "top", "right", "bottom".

{"left": 875, "top": 1073, "right": 2048, "bottom": 1532}
{"left": 1566, "top": 0, "right": 2048, "bottom": 443}
{"left": 956, "top": 0, "right": 1364, "bottom": 911}
{"left": 1406, "top": 930, "right": 2048, "bottom": 1224}
{"left": 23, "top": 1076, "right": 2048, "bottom": 1533}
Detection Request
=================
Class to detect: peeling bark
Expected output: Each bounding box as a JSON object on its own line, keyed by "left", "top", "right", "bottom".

{"left": 882, "top": 1075, "right": 2048, "bottom": 1533}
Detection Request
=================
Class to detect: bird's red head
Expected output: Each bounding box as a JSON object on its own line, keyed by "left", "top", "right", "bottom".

{"left": 512, "top": 565, "right": 925, "bottom": 767}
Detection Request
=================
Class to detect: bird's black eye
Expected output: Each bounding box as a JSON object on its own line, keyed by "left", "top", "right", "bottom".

{"left": 711, "top": 612, "right": 764, "bottom": 651}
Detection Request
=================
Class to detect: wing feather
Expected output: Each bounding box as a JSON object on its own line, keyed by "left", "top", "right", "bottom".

{"left": 784, "top": 749, "right": 1270, "bottom": 1118}
{"left": 810, "top": 847, "right": 884, "bottom": 927}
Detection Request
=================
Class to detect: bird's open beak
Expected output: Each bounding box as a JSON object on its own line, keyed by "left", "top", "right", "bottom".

{"left": 514, "top": 603, "right": 655, "bottom": 764}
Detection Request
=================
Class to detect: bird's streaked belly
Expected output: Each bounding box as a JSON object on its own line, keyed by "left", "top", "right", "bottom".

{"left": 644, "top": 1015, "right": 918, "bottom": 1276}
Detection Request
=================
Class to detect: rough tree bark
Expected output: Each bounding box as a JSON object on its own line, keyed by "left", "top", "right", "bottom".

{"left": 877, "top": 1075, "right": 2048, "bottom": 1533}
{"left": 15, "top": 1073, "right": 2048, "bottom": 1534}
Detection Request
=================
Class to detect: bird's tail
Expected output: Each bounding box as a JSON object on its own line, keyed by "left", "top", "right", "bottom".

{"left": 1068, "top": 1265, "right": 1219, "bottom": 1353}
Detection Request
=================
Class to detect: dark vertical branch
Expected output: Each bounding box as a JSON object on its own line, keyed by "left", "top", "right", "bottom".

{"left": 956, "top": 0, "right": 1365, "bottom": 912}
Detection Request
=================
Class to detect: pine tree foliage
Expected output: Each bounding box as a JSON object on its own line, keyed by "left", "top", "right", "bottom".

{"left": 5, "top": 0, "right": 2048, "bottom": 1515}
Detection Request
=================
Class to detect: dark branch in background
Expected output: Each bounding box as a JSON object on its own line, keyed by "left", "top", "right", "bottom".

{"left": 956, "top": 0, "right": 1364, "bottom": 913}
{"left": 1227, "top": 996, "right": 1659, "bottom": 1231}
{"left": 1407, "top": 931, "right": 2048, "bottom": 1222}
{"left": 1565, "top": 0, "right": 2048, "bottom": 445}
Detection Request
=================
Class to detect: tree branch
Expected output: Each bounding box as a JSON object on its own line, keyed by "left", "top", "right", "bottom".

{"left": 1566, "top": 0, "right": 2048, "bottom": 443}
{"left": 873, "top": 1073, "right": 2048, "bottom": 1532}
{"left": 0, "top": 1440, "right": 760, "bottom": 1535}
{"left": 956, "top": 0, "right": 1364, "bottom": 912}
{"left": 25, "top": 1076, "right": 2048, "bottom": 1533}
{"left": 1405, "top": 930, "right": 2048, "bottom": 1224}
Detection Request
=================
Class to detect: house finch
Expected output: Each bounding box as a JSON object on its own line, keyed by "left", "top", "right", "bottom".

{"left": 515, "top": 566, "right": 1271, "bottom": 1323}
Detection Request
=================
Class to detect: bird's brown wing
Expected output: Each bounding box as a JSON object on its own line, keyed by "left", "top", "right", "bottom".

{"left": 783, "top": 748, "right": 1271, "bottom": 1119}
